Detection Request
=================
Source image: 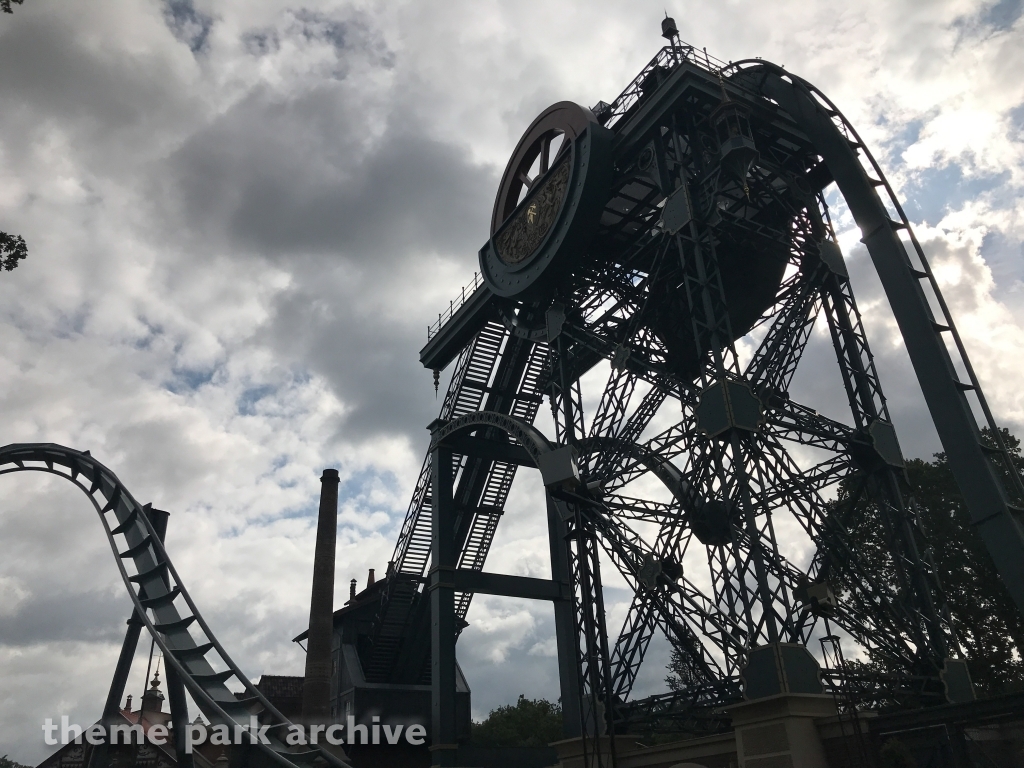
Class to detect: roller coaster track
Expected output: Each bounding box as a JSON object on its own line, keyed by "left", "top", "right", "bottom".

{"left": 724, "top": 58, "right": 1024, "bottom": 614}
{"left": 0, "top": 443, "right": 352, "bottom": 768}
{"left": 724, "top": 57, "right": 1024, "bottom": 502}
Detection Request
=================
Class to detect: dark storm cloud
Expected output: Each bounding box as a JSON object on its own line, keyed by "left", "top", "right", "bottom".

{"left": 162, "top": 0, "right": 213, "bottom": 54}
{"left": 0, "top": 5, "right": 194, "bottom": 168}
{"left": 156, "top": 80, "right": 498, "bottom": 437}
{"left": 267, "top": 270, "right": 439, "bottom": 439}
{"left": 163, "top": 92, "right": 496, "bottom": 263}
{"left": 0, "top": 592, "right": 125, "bottom": 646}
{"left": 151, "top": 21, "right": 499, "bottom": 439}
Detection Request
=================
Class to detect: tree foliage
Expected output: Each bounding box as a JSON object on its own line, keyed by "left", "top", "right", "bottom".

{"left": 837, "top": 428, "right": 1024, "bottom": 696}
{"left": 894, "top": 429, "right": 1024, "bottom": 695}
{"left": 1, "top": 0, "right": 24, "bottom": 15}
{"left": 1, "top": 231, "right": 27, "bottom": 272}
{"left": 878, "top": 738, "right": 915, "bottom": 768}
{"left": 471, "top": 695, "right": 563, "bottom": 747}
{"left": 0, "top": 756, "right": 31, "bottom": 768}
{"left": 667, "top": 429, "right": 1024, "bottom": 698}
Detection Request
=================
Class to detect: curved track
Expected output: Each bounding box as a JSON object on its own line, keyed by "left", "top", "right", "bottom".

{"left": 0, "top": 443, "right": 352, "bottom": 768}
{"left": 724, "top": 57, "right": 1024, "bottom": 613}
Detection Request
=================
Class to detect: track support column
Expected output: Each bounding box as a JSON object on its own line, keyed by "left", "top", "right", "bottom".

{"left": 430, "top": 421, "right": 458, "bottom": 767}
{"left": 548, "top": 494, "right": 583, "bottom": 738}
{"left": 763, "top": 70, "right": 1024, "bottom": 620}
{"left": 88, "top": 505, "right": 193, "bottom": 768}
{"left": 86, "top": 611, "right": 144, "bottom": 768}
{"left": 147, "top": 507, "right": 195, "bottom": 768}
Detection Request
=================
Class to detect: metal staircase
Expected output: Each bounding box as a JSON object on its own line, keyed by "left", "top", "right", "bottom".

{"left": 365, "top": 303, "right": 551, "bottom": 682}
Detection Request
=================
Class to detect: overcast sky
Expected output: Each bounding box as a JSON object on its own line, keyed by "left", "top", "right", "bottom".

{"left": 1, "top": 0, "right": 1023, "bottom": 763}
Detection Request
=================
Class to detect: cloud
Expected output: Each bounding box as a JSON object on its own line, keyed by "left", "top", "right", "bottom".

{"left": 0, "top": 0, "right": 1023, "bottom": 762}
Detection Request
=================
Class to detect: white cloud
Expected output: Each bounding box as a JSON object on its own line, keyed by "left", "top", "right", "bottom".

{"left": 1, "top": 0, "right": 1023, "bottom": 761}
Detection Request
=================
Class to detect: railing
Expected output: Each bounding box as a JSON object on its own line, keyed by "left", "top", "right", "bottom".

{"left": 596, "top": 40, "right": 732, "bottom": 129}
{"left": 427, "top": 270, "right": 485, "bottom": 340}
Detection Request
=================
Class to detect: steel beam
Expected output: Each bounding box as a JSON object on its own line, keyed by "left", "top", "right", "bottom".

{"left": 761, "top": 70, "right": 1024, "bottom": 617}
{"left": 548, "top": 495, "right": 583, "bottom": 738}
{"left": 450, "top": 569, "right": 568, "bottom": 601}
{"left": 429, "top": 432, "right": 458, "bottom": 767}
{"left": 438, "top": 433, "right": 537, "bottom": 468}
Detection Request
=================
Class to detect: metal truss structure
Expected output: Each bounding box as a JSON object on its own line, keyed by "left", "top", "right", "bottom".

{"left": 10, "top": 27, "right": 1022, "bottom": 768}
{"left": 0, "top": 443, "right": 352, "bottom": 768}
{"left": 373, "top": 26, "right": 1024, "bottom": 767}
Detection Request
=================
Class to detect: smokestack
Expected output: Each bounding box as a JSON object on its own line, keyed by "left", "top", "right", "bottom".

{"left": 349, "top": 579, "right": 357, "bottom": 602}
{"left": 367, "top": 568, "right": 375, "bottom": 587}
{"left": 302, "top": 468, "right": 339, "bottom": 721}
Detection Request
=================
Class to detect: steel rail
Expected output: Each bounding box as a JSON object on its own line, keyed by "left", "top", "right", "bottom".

{"left": 0, "top": 443, "right": 352, "bottom": 768}
{"left": 725, "top": 57, "right": 1024, "bottom": 496}
{"left": 724, "top": 59, "right": 1024, "bottom": 617}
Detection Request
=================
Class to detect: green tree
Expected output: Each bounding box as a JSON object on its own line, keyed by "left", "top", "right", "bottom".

{"left": 1, "top": 1, "right": 24, "bottom": 14}
{"left": 834, "top": 428, "right": 1024, "bottom": 696}
{"left": 878, "top": 738, "right": 915, "bottom": 768}
{"left": 666, "top": 429, "right": 1024, "bottom": 698}
{"left": 1, "top": 231, "right": 27, "bottom": 271}
{"left": 471, "top": 695, "right": 563, "bottom": 747}
{"left": 895, "top": 429, "right": 1024, "bottom": 696}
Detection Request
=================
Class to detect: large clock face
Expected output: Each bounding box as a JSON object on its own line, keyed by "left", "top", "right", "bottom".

{"left": 479, "top": 102, "right": 614, "bottom": 300}
{"left": 489, "top": 102, "right": 597, "bottom": 235}
{"left": 494, "top": 156, "right": 570, "bottom": 265}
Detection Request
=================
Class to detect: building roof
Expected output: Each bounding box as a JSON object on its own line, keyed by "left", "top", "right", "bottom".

{"left": 292, "top": 573, "right": 393, "bottom": 643}
{"left": 256, "top": 675, "right": 304, "bottom": 699}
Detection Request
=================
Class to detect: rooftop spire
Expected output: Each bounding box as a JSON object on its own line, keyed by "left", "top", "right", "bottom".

{"left": 151, "top": 656, "right": 162, "bottom": 690}
{"left": 141, "top": 657, "right": 165, "bottom": 714}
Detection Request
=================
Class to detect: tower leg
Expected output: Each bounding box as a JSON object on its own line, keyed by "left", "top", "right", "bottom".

{"left": 165, "top": 664, "right": 194, "bottom": 768}
{"left": 430, "top": 435, "right": 458, "bottom": 767}
{"left": 146, "top": 506, "right": 195, "bottom": 766}
{"left": 548, "top": 495, "right": 582, "bottom": 738}
{"left": 89, "top": 505, "right": 194, "bottom": 767}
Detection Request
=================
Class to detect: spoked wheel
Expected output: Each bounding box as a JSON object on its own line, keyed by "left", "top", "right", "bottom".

{"left": 491, "top": 101, "right": 597, "bottom": 233}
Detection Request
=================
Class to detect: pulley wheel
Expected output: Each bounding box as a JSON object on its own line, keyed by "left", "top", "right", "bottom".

{"left": 490, "top": 101, "right": 598, "bottom": 234}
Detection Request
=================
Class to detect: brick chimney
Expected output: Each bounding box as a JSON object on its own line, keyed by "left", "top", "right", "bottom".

{"left": 301, "top": 469, "right": 339, "bottom": 721}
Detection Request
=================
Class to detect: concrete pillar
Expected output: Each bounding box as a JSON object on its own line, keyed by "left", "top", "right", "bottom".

{"left": 726, "top": 694, "right": 837, "bottom": 767}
